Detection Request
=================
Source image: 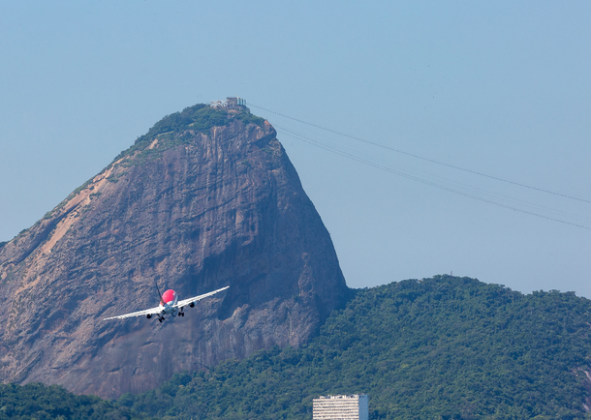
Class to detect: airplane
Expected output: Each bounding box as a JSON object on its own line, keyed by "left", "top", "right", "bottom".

{"left": 103, "top": 284, "right": 229, "bottom": 323}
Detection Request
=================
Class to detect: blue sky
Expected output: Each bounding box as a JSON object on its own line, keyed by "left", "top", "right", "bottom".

{"left": 1, "top": 1, "right": 590, "bottom": 296}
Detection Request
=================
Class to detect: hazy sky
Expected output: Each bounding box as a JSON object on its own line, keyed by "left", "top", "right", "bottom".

{"left": 1, "top": 1, "right": 590, "bottom": 296}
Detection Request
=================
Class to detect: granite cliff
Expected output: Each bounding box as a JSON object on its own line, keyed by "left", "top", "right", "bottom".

{"left": 0, "top": 104, "right": 348, "bottom": 399}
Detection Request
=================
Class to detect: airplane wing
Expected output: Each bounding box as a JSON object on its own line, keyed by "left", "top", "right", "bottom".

{"left": 103, "top": 305, "right": 162, "bottom": 321}
{"left": 174, "top": 286, "right": 229, "bottom": 308}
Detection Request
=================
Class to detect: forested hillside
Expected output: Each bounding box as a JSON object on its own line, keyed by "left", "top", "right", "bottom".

{"left": 120, "top": 276, "right": 591, "bottom": 420}
{"left": 0, "top": 382, "right": 151, "bottom": 420}
{"left": 4, "top": 276, "right": 591, "bottom": 419}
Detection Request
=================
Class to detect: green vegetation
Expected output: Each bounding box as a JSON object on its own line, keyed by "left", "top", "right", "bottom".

{"left": 121, "top": 276, "right": 591, "bottom": 420}
{"left": 6, "top": 277, "right": 591, "bottom": 419}
{"left": 0, "top": 382, "right": 151, "bottom": 420}
{"left": 0, "top": 241, "right": 7, "bottom": 249}
{"left": 107, "top": 172, "right": 127, "bottom": 183}
{"left": 113, "top": 104, "right": 265, "bottom": 163}
{"left": 233, "top": 110, "right": 265, "bottom": 127}
{"left": 67, "top": 180, "right": 92, "bottom": 200}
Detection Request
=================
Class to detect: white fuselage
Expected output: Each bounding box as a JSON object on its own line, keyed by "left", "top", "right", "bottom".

{"left": 159, "top": 295, "right": 178, "bottom": 316}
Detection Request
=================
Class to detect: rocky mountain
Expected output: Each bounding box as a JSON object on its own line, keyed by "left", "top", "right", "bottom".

{"left": 0, "top": 104, "right": 349, "bottom": 399}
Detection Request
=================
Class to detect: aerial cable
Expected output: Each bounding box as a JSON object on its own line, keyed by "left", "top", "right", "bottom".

{"left": 275, "top": 126, "right": 591, "bottom": 231}
{"left": 250, "top": 103, "right": 589, "bottom": 204}
{"left": 277, "top": 127, "right": 591, "bottom": 230}
{"left": 275, "top": 125, "right": 591, "bottom": 225}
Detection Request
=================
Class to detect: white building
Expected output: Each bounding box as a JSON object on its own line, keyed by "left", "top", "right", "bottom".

{"left": 209, "top": 97, "right": 246, "bottom": 109}
{"left": 313, "top": 394, "right": 369, "bottom": 420}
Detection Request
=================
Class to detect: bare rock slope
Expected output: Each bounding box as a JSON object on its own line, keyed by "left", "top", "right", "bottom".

{"left": 0, "top": 104, "right": 348, "bottom": 399}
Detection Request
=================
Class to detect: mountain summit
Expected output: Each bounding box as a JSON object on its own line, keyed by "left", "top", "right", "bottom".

{"left": 0, "top": 103, "right": 348, "bottom": 398}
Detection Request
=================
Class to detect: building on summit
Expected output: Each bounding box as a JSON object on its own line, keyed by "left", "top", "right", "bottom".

{"left": 226, "top": 97, "right": 246, "bottom": 108}
{"left": 210, "top": 97, "right": 246, "bottom": 109}
{"left": 313, "top": 394, "right": 369, "bottom": 420}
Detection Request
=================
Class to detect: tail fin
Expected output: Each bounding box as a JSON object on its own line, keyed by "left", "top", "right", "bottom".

{"left": 154, "top": 278, "right": 164, "bottom": 305}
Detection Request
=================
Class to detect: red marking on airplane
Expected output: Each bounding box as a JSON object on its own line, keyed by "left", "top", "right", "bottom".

{"left": 162, "top": 289, "right": 176, "bottom": 304}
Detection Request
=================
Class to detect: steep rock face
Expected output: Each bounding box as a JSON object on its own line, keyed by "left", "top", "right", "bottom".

{"left": 0, "top": 105, "right": 348, "bottom": 399}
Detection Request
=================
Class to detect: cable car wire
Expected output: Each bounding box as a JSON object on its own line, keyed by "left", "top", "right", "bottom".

{"left": 275, "top": 124, "right": 591, "bottom": 225}
{"left": 250, "top": 103, "right": 589, "bottom": 204}
{"left": 274, "top": 125, "right": 591, "bottom": 231}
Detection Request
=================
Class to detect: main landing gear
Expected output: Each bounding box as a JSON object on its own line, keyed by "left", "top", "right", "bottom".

{"left": 147, "top": 313, "right": 165, "bottom": 322}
